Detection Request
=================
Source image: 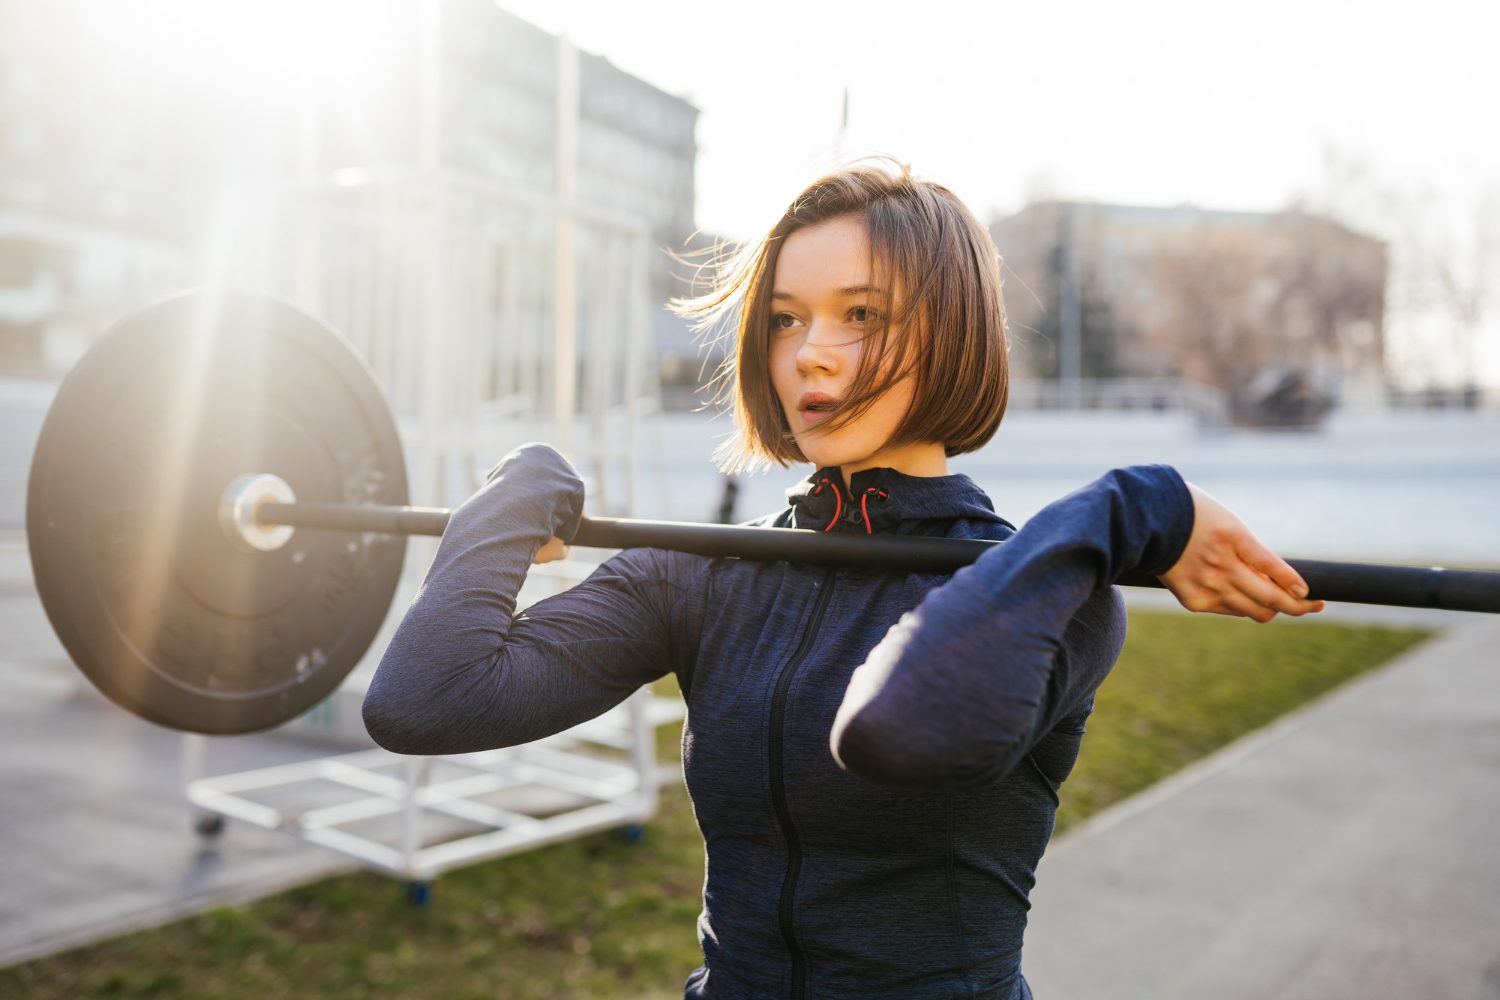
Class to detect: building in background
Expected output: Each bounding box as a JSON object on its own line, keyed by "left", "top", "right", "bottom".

{"left": 991, "top": 202, "right": 1389, "bottom": 424}
{"left": 0, "top": 0, "right": 707, "bottom": 519}
{"left": 0, "top": 0, "right": 226, "bottom": 374}
{"left": 280, "top": 0, "right": 702, "bottom": 513}
{"left": 0, "top": 0, "right": 701, "bottom": 402}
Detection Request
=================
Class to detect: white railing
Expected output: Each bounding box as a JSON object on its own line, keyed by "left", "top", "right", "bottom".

{"left": 1009, "top": 377, "right": 1229, "bottom": 423}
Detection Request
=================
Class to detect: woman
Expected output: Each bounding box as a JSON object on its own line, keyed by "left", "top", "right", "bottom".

{"left": 363, "top": 159, "right": 1322, "bottom": 998}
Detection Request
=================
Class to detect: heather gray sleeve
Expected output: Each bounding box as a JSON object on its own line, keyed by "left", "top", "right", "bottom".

{"left": 830, "top": 464, "right": 1194, "bottom": 788}
{"left": 362, "top": 443, "right": 676, "bottom": 755}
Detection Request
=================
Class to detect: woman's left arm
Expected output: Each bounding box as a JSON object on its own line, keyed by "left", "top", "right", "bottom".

{"left": 830, "top": 465, "right": 1322, "bottom": 789}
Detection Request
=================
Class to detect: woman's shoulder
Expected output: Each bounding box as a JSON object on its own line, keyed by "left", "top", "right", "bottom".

{"left": 939, "top": 513, "right": 1016, "bottom": 542}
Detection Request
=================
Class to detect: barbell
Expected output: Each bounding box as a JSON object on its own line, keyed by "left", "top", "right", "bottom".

{"left": 25, "top": 292, "right": 1500, "bottom": 736}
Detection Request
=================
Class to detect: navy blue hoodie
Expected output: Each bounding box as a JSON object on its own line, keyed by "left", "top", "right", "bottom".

{"left": 363, "top": 443, "right": 1194, "bottom": 999}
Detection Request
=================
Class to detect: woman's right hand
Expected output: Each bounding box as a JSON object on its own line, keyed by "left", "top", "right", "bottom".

{"left": 533, "top": 496, "right": 578, "bottom": 565}
{"left": 533, "top": 535, "right": 571, "bottom": 564}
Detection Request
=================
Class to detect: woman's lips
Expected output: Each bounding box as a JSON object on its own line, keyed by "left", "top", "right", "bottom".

{"left": 797, "top": 393, "right": 839, "bottom": 426}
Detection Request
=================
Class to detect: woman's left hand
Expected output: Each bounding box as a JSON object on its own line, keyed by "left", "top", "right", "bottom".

{"left": 1159, "top": 483, "right": 1325, "bottom": 622}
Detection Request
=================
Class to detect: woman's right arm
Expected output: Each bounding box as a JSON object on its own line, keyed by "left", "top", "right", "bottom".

{"left": 361, "top": 443, "right": 679, "bottom": 755}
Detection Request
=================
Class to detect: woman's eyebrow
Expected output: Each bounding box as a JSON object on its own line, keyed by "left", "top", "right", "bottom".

{"left": 771, "top": 284, "right": 884, "bottom": 300}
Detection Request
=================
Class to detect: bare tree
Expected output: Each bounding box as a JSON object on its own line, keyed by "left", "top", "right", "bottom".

{"left": 1300, "top": 147, "right": 1500, "bottom": 393}
{"left": 1265, "top": 213, "right": 1387, "bottom": 382}
{"left": 1430, "top": 189, "right": 1498, "bottom": 390}
{"left": 1149, "top": 229, "right": 1266, "bottom": 392}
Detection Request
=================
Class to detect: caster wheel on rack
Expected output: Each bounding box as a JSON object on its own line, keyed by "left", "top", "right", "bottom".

{"left": 406, "top": 881, "right": 432, "bottom": 907}
{"left": 194, "top": 813, "right": 226, "bottom": 838}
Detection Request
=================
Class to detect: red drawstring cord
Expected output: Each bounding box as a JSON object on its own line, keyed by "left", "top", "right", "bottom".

{"left": 811, "top": 477, "right": 841, "bottom": 532}
{"left": 859, "top": 487, "right": 889, "bottom": 535}
{"left": 815, "top": 478, "right": 886, "bottom": 534}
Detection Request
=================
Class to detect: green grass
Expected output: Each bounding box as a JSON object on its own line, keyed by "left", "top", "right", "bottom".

{"left": 1053, "top": 612, "right": 1430, "bottom": 833}
{"left": 1, "top": 612, "right": 1430, "bottom": 999}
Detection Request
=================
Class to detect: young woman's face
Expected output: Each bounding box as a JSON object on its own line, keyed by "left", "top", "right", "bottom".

{"left": 768, "top": 215, "right": 943, "bottom": 480}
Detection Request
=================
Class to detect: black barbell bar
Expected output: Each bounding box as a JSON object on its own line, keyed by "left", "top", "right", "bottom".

{"left": 255, "top": 500, "right": 1500, "bottom": 614}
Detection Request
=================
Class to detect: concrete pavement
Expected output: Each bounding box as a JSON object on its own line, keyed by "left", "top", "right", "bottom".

{"left": 0, "top": 532, "right": 365, "bottom": 968}
{"left": 1023, "top": 604, "right": 1500, "bottom": 999}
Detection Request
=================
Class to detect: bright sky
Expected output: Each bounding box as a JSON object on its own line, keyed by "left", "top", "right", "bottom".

{"left": 501, "top": 0, "right": 1500, "bottom": 386}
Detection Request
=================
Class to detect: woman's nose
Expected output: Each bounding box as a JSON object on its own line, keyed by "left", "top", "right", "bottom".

{"left": 796, "top": 321, "right": 843, "bottom": 374}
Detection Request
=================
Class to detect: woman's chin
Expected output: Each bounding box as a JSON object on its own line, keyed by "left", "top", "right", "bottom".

{"left": 793, "top": 438, "right": 842, "bottom": 470}
{"left": 803, "top": 452, "right": 859, "bottom": 473}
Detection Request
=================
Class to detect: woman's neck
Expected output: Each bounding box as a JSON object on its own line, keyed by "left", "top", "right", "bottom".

{"left": 839, "top": 441, "right": 949, "bottom": 492}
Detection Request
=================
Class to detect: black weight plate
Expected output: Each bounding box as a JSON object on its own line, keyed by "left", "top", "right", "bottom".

{"left": 26, "top": 292, "right": 409, "bottom": 735}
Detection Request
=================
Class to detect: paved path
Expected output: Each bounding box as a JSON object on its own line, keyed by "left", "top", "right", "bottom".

{"left": 0, "top": 678, "right": 359, "bottom": 969}
{"left": 1023, "top": 605, "right": 1500, "bottom": 1000}
{"left": 0, "top": 534, "right": 362, "bottom": 968}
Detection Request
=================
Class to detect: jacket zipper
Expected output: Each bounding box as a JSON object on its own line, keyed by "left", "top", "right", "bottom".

{"left": 769, "top": 565, "right": 837, "bottom": 999}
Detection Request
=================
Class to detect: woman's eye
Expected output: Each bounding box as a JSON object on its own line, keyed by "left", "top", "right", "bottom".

{"left": 849, "top": 306, "right": 877, "bottom": 324}
{"left": 771, "top": 312, "right": 800, "bottom": 331}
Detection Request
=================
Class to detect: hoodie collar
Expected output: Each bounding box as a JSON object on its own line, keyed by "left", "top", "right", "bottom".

{"left": 786, "top": 465, "right": 1013, "bottom": 535}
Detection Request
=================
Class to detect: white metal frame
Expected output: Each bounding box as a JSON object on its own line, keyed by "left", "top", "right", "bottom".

{"left": 182, "top": 690, "right": 683, "bottom": 886}
{"left": 193, "top": 100, "right": 679, "bottom": 887}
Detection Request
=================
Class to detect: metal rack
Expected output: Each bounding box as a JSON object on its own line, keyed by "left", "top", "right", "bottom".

{"left": 182, "top": 688, "right": 684, "bottom": 899}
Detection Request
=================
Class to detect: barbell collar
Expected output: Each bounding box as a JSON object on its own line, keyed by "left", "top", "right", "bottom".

{"left": 220, "top": 474, "right": 298, "bottom": 553}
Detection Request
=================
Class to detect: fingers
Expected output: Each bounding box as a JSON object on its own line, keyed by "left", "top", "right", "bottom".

{"left": 1231, "top": 532, "right": 1330, "bottom": 617}
{"left": 1225, "top": 559, "right": 1323, "bottom": 618}
{"left": 533, "top": 536, "right": 570, "bottom": 565}
{"left": 1173, "top": 579, "right": 1322, "bottom": 622}
{"left": 1169, "top": 578, "right": 1280, "bottom": 622}
{"left": 1238, "top": 535, "right": 1310, "bottom": 601}
{"left": 1198, "top": 562, "right": 1323, "bottom": 621}
{"left": 1222, "top": 565, "right": 1289, "bottom": 621}
{"left": 1163, "top": 540, "right": 1325, "bottom": 622}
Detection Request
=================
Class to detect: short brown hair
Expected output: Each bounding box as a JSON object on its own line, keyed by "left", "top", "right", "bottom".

{"left": 673, "top": 157, "right": 1010, "bottom": 474}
